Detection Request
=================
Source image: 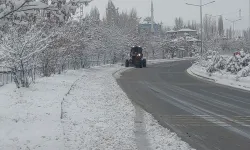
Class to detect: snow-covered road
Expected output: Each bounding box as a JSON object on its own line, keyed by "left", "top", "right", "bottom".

{"left": 0, "top": 59, "right": 193, "bottom": 150}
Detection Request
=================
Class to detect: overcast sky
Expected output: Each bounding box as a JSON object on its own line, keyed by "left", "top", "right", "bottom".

{"left": 83, "top": 0, "right": 249, "bottom": 30}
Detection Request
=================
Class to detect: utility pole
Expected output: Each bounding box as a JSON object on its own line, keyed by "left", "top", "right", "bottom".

{"left": 151, "top": 0, "right": 155, "bottom": 33}
{"left": 150, "top": 0, "right": 155, "bottom": 59}
{"left": 186, "top": 0, "right": 215, "bottom": 54}
{"left": 200, "top": 0, "right": 203, "bottom": 54}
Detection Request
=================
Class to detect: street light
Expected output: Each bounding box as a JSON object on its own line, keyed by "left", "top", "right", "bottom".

{"left": 225, "top": 18, "right": 241, "bottom": 38}
{"left": 205, "top": 9, "right": 241, "bottom": 19}
{"left": 186, "top": 0, "right": 215, "bottom": 54}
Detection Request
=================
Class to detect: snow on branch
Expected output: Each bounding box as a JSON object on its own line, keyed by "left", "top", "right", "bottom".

{"left": 0, "top": 0, "right": 51, "bottom": 20}
{"left": 0, "top": 24, "right": 56, "bottom": 87}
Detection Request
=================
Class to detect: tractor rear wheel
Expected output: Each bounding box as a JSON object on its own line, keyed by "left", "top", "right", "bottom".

{"left": 143, "top": 59, "right": 146, "bottom": 67}
{"left": 140, "top": 61, "right": 143, "bottom": 68}
{"left": 125, "top": 60, "right": 129, "bottom": 67}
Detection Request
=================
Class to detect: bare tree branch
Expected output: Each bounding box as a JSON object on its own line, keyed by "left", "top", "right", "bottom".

{"left": 0, "top": 1, "right": 28, "bottom": 20}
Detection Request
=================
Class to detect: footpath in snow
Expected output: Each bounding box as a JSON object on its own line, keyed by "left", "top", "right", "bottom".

{"left": 0, "top": 59, "right": 194, "bottom": 150}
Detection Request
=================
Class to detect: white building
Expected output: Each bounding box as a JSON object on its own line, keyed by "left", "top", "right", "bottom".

{"left": 177, "top": 28, "right": 197, "bottom": 37}
{"left": 166, "top": 28, "right": 198, "bottom": 38}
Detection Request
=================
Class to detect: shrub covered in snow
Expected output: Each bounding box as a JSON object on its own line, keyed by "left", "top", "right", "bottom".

{"left": 196, "top": 50, "right": 250, "bottom": 77}
{"left": 237, "top": 66, "right": 250, "bottom": 77}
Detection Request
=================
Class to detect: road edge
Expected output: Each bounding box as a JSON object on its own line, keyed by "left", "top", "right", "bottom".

{"left": 187, "top": 65, "right": 250, "bottom": 92}
{"left": 187, "top": 67, "right": 215, "bottom": 82}
{"left": 115, "top": 60, "right": 195, "bottom": 150}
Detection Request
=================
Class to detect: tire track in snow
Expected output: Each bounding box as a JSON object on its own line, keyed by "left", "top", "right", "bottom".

{"left": 142, "top": 82, "right": 250, "bottom": 140}
{"left": 113, "top": 67, "right": 151, "bottom": 150}
{"left": 134, "top": 104, "right": 151, "bottom": 150}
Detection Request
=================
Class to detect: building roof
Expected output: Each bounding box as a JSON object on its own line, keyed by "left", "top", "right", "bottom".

{"left": 178, "top": 28, "right": 197, "bottom": 32}
{"left": 170, "top": 37, "right": 185, "bottom": 43}
{"left": 78, "top": 0, "right": 92, "bottom": 2}
{"left": 139, "top": 23, "right": 162, "bottom": 32}
{"left": 139, "top": 23, "right": 161, "bottom": 27}
{"left": 178, "top": 48, "right": 185, "bottom": 51}
{"left": 186, "top": 37, "right": 201, "bottom": 42}
{"left": 166, "top": 30, "right": 177, "bottom": 33}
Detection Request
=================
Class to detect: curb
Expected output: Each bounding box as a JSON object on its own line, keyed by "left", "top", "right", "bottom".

{"left": 187, "top": 66, "right": 250, "bottom": 92}
{"left": 112, "top": 67, "right": 134, "bottom": 79}
{"left": 187, "top": 67, "right": 215, "bottom": 82}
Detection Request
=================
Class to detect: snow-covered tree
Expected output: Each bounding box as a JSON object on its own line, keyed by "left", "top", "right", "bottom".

{"left": 105, "top": 0, "right": 119, "bottom": 26}
{"left": 203, "top": 15, "right": 217, "bottom": 40}
{"left": 45, "top": 0, "right": 91, "bottom": 25}
{"left": 0, "top": 0, "right": 49, "bottom": 25}
{"left": 218, "top": 16, "right": 224, "bottom": 36}
{"left": 90, "top": 6, "right": 100, "bottom": 22}
{"left": 174, "top": 17, "right": 184, "bottom": 30}
{"left": 0, "top": 24, "right": 54, "bottom": 87}
{"left": 0, "top": 0, "right": 184, "bottom": 89}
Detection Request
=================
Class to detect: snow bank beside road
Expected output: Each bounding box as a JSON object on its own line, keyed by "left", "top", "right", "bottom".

{"left": 188, "top": 50, "right": 250, "bottom": 91}
{"left": 188, "top": 64, "right": 250, "bottom": 91}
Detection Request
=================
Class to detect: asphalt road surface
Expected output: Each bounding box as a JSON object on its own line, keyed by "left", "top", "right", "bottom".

{"left": 117, "top": 60, "right": 250, "bottom": 150}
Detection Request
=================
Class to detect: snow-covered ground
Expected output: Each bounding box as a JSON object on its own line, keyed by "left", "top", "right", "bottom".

{"left": 61, "top": 66, "right": 137, "bottom": 150}
{"left": 0, "top": 70, "right": 85, "bottom": 150}
{"left": 0, "top": 60, "right": 194, "bottom": 150}
{"left": 188, "top": 64, "right": 250, "bottom": 91}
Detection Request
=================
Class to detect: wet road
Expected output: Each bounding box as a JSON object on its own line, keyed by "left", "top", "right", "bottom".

{"left": 117, "top": 60, "right": 250, "bottom": 150}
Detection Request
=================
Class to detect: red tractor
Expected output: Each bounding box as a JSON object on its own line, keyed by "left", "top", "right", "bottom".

{"left": 125, "top": 46, "right": 146, "bottom": 68}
